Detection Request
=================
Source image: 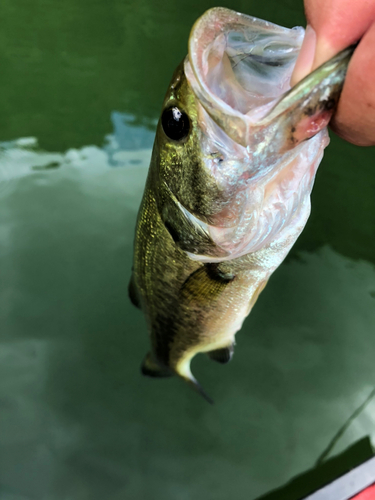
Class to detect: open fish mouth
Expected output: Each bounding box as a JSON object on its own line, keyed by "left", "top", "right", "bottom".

{"left": 185, "top": 7, "right": 353, "bottom": 151}
{"left": 185, "top": 8, "right": 304, "bottom": 147}
{"left": 179, "top": 8, "right": 354, "bottom": 262}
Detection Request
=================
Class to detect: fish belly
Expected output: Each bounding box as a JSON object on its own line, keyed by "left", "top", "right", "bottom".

{"left": 133, "top": 176, "right": 311, "bottom": 378}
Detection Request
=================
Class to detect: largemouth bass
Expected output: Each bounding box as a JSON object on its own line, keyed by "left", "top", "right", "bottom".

{"left": 129, "top": 7, "right": 354, "bottom": 402}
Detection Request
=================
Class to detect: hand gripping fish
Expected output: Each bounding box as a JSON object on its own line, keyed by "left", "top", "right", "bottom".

{"left": 129, "top": 7, "right": 354, "bottom": 402}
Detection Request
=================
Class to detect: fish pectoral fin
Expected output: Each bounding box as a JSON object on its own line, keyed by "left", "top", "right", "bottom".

{"left": 207, "top": 344, "right": 234, "bottom": 364}
{"left": 128, "top": 272, "right": 141, "bottom": 309}
{"left": 180, "top": 263, "right": 235, "bottom": 304}
{"left": 141, "top": 352, "right": 172, "bottom": 378}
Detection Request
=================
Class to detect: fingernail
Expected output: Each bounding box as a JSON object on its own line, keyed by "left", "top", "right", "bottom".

{"left": 312, "top": 37, "right": 338, "bottom": 71}
{"left": 290, "top": 25, "right": 317, "bottom": 86}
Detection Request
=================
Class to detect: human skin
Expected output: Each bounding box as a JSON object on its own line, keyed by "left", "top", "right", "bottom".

{"left": 291, "top": 0, "right": 375, "bottom": 146}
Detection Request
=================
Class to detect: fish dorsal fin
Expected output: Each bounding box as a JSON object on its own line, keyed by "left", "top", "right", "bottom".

{"left": 128, "top": 272, "right": 141, "bottom": 309}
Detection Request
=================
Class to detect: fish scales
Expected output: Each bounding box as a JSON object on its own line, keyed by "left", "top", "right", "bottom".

{"left": 129, "top": 7, "right": 355, "bottom": 401}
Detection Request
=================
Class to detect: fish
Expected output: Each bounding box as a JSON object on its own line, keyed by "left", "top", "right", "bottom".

{"left": 129, "top": 7, "right": 354, "bottom": 402}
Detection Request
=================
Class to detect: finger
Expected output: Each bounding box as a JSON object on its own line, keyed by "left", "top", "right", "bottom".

{"left": 290, "top": 25, "right": 316, "bottom": 86}
{"left": 329, "top": 21, "right": 375, "bottom": 146}
{"left": 304, "top": 0, "right": 375, "bottom": 69}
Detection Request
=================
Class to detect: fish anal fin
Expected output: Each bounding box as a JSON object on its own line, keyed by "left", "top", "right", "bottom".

{"left": 185, "top": 376, "right": 214, "bottom": 404}
{"left": 175, "top": 356, "right": 214, "bottom": 404}
{"left": 128, "top": 272, "right": 141, "bottom": 309}
{"left": 208, "top": 344, "right": 234, "bottom": 364}
{"left": 141, "top": 352, "right": 172, "bottom": 378}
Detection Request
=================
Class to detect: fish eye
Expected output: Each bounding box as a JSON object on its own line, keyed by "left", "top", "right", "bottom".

{"left": 161, "top": 106, "right": 190, "bottom": 141}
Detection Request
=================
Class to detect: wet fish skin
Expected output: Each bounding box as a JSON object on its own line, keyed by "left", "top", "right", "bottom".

{"left": 130, "top": 8, "right": 354, "bottom": 400}
{"left": 131, "top": 69, "right": 244, "bottom": 390}
{"left": 130, "top": 62, "right": 300, "bottom": 393}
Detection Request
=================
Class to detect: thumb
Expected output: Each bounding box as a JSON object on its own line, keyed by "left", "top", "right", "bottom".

{"left": 290, "top": 25, "right": 316, "bottom": 85}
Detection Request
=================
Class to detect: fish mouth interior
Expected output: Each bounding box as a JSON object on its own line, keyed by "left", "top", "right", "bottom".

{"left": 205, "top": 30, "right": 302, "bottom": 114}
{"left": 186, "top": 8, "right": 304, "bottom": 137}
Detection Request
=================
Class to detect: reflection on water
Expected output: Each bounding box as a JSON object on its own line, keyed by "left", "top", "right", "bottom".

{"left": 0, "top": 114, "right": 374, "bottom": 499}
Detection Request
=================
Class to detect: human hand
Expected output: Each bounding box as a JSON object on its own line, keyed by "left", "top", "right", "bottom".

{"left": 291, "top": 0, "right": 375, "bottom": 146}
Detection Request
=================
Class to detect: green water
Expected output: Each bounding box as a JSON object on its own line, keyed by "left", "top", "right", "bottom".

{"left": 0, "top": 1, "right": 375, "bottom": 499}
